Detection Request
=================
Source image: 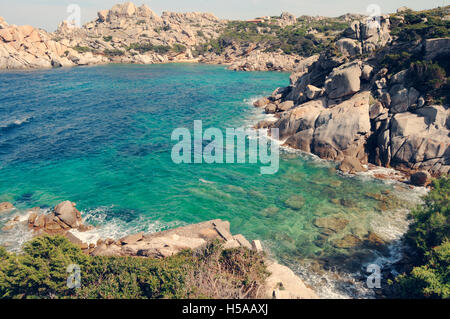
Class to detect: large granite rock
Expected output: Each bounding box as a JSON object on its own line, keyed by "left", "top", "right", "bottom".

{"left": 264, "top": 259, "right": 318, "bottom": 299}
{"left": 339, "top": 156, "right": 368, "bottom": 173}
{"left": 325, "top": 61, "right": 362, "bottom": 99}
{"left": 54, "top": 201, "right": 82, "bottom": 228}
{"left": 311, "top": 91, "right": 371, "bottom": 162}
{"left": 424, "top": 38, "right": 450, "bottom": 60}
{"left": 2, "top": 201, "right": 92, "bottom": 234}
{"left": 279, "top": 92, "right": 371, "bottom": 162}
{"left": 277, "top": 12, "right": 297, "bottom": 27}
{"left": 388, "top": 105, "right": 449, "bottom": 175}
{"left": 343, "top": 15, "right": 391, "bottom": 53}
{"left": 336, "top": 38, "right": 362, "bottom": 57}
{"left": 228, "top": 50, "right": 303, "bottom": 72}
{"left": 389, "top": 85, "right": 420, "bottom": 113}
{"left": 276, "top": 98, "right": 327, "bottom": 140}
{"left": 0, "top": 21, "right": 77, "bottom": 69}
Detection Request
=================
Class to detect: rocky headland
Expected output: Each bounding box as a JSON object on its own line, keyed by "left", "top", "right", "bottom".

{"left": 0, "top": 2, "right": 347, "bottom": 71}
{"left": 252, "top": 8, "right": 449, "bottom": 182}
{"left": 0, "top": 200, "right": 318, "bottom": 299}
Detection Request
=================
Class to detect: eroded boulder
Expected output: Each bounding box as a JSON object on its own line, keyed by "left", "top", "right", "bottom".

{"left": 325, "top": 62, "right": 362, "bottom": 99}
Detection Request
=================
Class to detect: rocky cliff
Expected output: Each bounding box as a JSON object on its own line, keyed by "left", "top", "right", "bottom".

{"left": 0, "top": 18, "right": 80, "bottom": 69}
{"left": 253, "top": 8, "right": 449, "bottom": 179}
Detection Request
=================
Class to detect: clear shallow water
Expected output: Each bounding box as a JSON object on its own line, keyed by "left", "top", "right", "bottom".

{"left": 0, "top": 64, "right": 423, "bottom": 298}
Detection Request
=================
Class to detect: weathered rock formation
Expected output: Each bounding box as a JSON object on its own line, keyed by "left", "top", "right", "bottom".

{"left": 2, "top": 201, "right": 92, "bottom": 233}
{"left": 255, "top": 19, "right": 449, "bottom": 177}
{"left": 228, "top": 50, "right": 303, "bottom": 72}
{"left": 0, "top": 22, "right": 81, "bottom": 69}
{"left": 53, "top": 2, "right": 224, "bottom": 65}
{"left": 0, "top": 3, "right": 348, "bottom": 71}
{"left": 337, "top": 15, "right": 391, "bottom": 56}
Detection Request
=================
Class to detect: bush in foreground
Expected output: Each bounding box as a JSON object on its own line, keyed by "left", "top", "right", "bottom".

{"left": 390, "top": 177, "right": 449, "bottom": 298}
{"left": 0, "top": 236, "right": 268, "bottom": 299}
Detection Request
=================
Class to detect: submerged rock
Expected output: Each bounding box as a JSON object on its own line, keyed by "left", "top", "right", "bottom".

{"left": 314, "top": 217, "right": 349, "bottom": 233}
{"left": 284, "top": 195, "right": 305, "bottom": 210}
{"left": 332, "top": 234, "right": 362, "bottom": 248}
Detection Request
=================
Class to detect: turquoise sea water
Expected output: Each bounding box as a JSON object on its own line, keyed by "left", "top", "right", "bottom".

{"left": 0, "top": 64, "right": 423, "bottom": 298}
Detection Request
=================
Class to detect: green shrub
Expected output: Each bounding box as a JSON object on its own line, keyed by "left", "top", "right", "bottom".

{"left": 172, "top": 43, "right": 186, "bottom": 54}
{"left": 390, "top": 177, "right": 450, "bottom": 298}
{"left": 0, "top": 236, "right": 267, "bottom": 299}
{"left": 72, "top": 46, "right": 92, "bottom": 53}
{"left": 381, "top": 51, "right": 413, "bottom": 74}
{"left": 103, "top": 36, "right": 113, "bottom": 42}
{"left": 127, "top": 43, "right": 171, "bottom": 54}
{"left": 392, "top": 239, "right": 449, "bottom": 299}
{"left": 0, "top": 236, "right": 90, "bottom": 298}
{"left": 406, "top": 177, "right": 449, "bottom": 256}
{"left": 407, "top": 61, "right": 447, "bottom": 91}
{"left": 103, "top": 49, "right": 125, "bottom": 57}
{"left": 391, "top": 7, "right": 450, "bottom": 42}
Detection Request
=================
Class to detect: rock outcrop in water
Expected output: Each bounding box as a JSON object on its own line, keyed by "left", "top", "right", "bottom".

{"left": 2, "top": 200, "right": 93, "bottom": 233}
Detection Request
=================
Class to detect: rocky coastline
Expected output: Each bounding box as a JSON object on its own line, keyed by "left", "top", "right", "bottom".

{"left": 1, "top": 3, "right": 447, "bottom": 182}
{"left": 0, "top": 200, "right": 318, "bottom": 299}
{"left": 251, "top": 16, "right": 449, "bottom": 182}
{"left": 0, "top": 3, "right": 304, "bottom": 71}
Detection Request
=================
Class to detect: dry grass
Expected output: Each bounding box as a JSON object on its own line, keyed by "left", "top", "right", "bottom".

{"left": 185, "top": 242, "right": 269, "bottom": 299}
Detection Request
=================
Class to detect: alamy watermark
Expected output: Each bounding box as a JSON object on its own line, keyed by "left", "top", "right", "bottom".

{"left": 67, "top": 263, "right": 81, "bottom": 289}
{"left": 171, "top": 121, "right": 279, "bottom": 174}
{"left": 366, "top": 264, "right": 381, "bottom": 289}
{"left": 366, "top": 4, "right": 382, "bottom": 29}
{"left": 65, "top": 4, "right": 81, "bottom": 28}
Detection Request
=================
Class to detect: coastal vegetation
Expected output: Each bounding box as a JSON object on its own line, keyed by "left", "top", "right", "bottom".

{"left": 390, "top": 177, "right": 449, "bottom": 299}
{"left": 390, "top": 7, "right": 450, "bottom": 42}
{"left": 72, "top": 45, "right": 93, "bottom": 53}
{"left": 126, "top": 42, "right": 186, "bottom": 55}
{"left": 0, "top": 237, "right": 268, "bottom": 299}
{"left": 193, "top": 17, "right": 347, "bottom": 57}
{"left": 379, "top": 6, "right": 450, "bottom": 104}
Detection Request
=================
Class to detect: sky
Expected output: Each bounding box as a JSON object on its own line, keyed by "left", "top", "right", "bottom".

{"left": 0, "top": 0, "right": 448, "bottom": 31}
